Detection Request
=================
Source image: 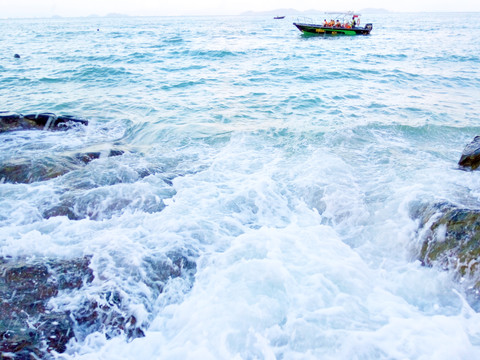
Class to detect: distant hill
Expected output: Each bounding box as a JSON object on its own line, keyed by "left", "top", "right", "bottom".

{"left": 86, "top": 13, "right": 129, "bottom": 18}
{"left": 105, "top": 13, "right": 130, "bottom": 18}
{"left": 241, "top": 8, "right": 390, "bottom": 16}
{"left": 241, "top": 8, "right": 302, "bottom": 16}
{"left": 360, "top": 8, "right": 390, "bottom": 13}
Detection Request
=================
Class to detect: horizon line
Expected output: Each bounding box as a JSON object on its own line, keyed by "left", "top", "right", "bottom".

{"left": 2, "top": 9, "right": 480, "bottom": 20}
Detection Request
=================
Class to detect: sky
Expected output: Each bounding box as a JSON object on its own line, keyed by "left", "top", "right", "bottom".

{"left": 1, "top": 0, "right": 479, "bottom": 18}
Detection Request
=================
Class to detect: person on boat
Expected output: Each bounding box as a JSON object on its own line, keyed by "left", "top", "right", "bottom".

{"left": 328, "top": 19, "right": 335, "bottom": 26}
{"left": 344, "top": 22, "right": 351, "bottom": 29}
{"left": 335, "top": 20, "right": 342, "bottom": 27}
{"left": 351, "top": 16, "right": 356, "bottom": 27}
{"left": 323, "top": 19, "right": 328, "bottom": 26}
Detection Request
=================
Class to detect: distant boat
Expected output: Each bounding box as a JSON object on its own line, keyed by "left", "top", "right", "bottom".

{"left": 293, "top": 12, "right": 372, "bottom": 35}
{"left": 274, "top": 16, "right": 285, "bottom": 19}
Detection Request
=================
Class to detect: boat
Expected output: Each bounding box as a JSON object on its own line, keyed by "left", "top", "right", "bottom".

{"left": 293, "top": 11, "right": 372, "bottom": 35}
{"left": 274, "top": 16, "right": 285, "bottom": 19}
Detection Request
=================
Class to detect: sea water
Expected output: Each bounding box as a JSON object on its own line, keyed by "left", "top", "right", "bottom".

{"left": 1, "top": 12, "right": 480, "bottom": 359}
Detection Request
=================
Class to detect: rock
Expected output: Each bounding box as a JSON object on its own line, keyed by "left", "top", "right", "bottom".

{"left": 0, "top": 112, "right": 88, "bottom": 133}
{"left": 0, "top": 149, "right": 124, "bottom": 184}
{"left": 0, "top": 112, "right": 24, "bottom": 132}
{"left": 72, "top": 291, "right": 146, "bottom": 341}
{"left": 23, "top": 113, "right": 89, "bottom": 130}
{"left": 43, "top": 201, "right": 82, "bottom": 220}
{"left": 74, "top": 149, "right": 125, "bottom": 164}
{"left": 459, "top": 136, "right": 480, "bottom": 170}
{"left": 414, "top": 202, "right": 480, "bottom": 307}
{"left": 0, "top": 159, "right": 72, "bottom": 184}
{"left": 0, "top": 252, "right": 196, "bottom": 357}
{"left": 0, "top": 256, "right": 93, "bottom": 357}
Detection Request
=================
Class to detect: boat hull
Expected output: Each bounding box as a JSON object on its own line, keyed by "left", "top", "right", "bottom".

{"left": 293, "top": 23, "right": 372, "bottom": 35}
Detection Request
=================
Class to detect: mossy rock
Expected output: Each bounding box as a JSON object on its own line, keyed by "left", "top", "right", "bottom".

{"left": 416, "top": 203, "right": 480, "bottom": 291}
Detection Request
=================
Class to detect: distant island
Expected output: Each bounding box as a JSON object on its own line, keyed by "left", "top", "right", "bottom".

{"left": 11, "top": 8, "right": 390, "bottom": 20}
{"left": 241, "top": 8, "right": 389, "bottom": 16}
{"left": 86, "top": 13, "right": 130, "bottom": 18}
{"left": 360, "top": 8, "right": 390, "bottom": 13}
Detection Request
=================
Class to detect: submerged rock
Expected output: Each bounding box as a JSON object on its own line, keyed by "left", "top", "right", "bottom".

{"left": 413, "top": 202, "right": 480, "bottom": 307}
{"left": 459, "top": 136, "right": 480, "bottom": 170}
{"left": 0, "top": 149, "right": 124, "bottom": 184}
{"left": 0, "top": 112, "right": 88, "bottom": 133}
{"left": 0, "top": 159, "right": 74, "bottom": 184}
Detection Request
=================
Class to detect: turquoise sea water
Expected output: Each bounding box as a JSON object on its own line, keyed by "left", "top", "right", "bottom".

{"left": 1, "top": 12, "right": 480, "bottom": 358}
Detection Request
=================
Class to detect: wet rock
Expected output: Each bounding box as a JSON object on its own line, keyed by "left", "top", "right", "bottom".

{"left": 43, "top": 201, "right": 82, "bottom": 220}
{"left": 140, "top": 251, "right": 197, "bottom": 300}
{"left": 72, "top": 292, "right": 146, "bottom": 341}
{"left": 0, "top": 252, "right": 197, "bottom": 358}
{"left": 0, "top": 321, "right": 43, "bottom": 359}
{"left": 74, "top": 149, "right": 125, "bottom": 164}
{"left": 0, "top": 149, "right": 124, "bottom": 184}
{"left": 42, "top": 192, "right": 166, "bottom": 221}
{"left": 71, "top": 251, "right": 196, "bottom": 341}
{"left": 48, "top": 257, "right": 95, "bottom": 290}
{"left": 36, "top": 312, "right": 74, "bottom": 354}
{"left": 0, "top": 256, "right": 93, "bottom": 358}
{"left": 459, "top": 136, "right": 480, "bottom": 170}
{"left": 0, "top": 159, "right": 73, "bottom": 184}
{"left": 0, "top": 112, "right": 88, "bottom": 133}
{"left": 414, "top": 202, "right": 480, "bottom": 307}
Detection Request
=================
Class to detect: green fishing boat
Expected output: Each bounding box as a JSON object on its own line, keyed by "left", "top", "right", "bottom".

{"left": 293, "top": 12, "right": 372, "bottom": 36}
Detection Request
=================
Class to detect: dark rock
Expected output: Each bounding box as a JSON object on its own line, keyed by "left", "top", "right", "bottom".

{"left": 0, "top": 112, "right": 24, "bottom": 132}
{"left": 0, "top": 112, "right": 88, "bottom": 133}
{"left": 0, "top": 149, "right": 124, "bottom": 184}
{"left": 23, "top": 113, "right": 89, "bottom": 130}
{"left": 74, "top": 149, "right": 124, "bottom": 164}
{"left": 70, "top": 251, "right": 196, "bottom": 341}
{"left": 71, "top": 292, "right": 146, "bottom": 341}
{"left": 36, "top": 312, "right": 74, "bottom": 354}
{"left": 47, "top": 257, "right": 95, "bottom": 290}
{"left": 459, "top": 136, "right": 480, "bottom": 170}
{"left": 23, "top": 113, "right": 58, "bottom": 128}
{"left": 0, "top": 256, "right": 93, "bottom": 357}
{"left": 43, "top": 202, "right": 82, "bottom": 220}
{"left": 0, "top": 252, "right": 196, "bottom": 357}
{"left": 0, "top": 159, "right": 72, "bottom": 184}
{"left": 414, "top": 202, "right": 480, "bottom": 306}
{"left": 0, "top": 112, "right": 23, "bottom": 122}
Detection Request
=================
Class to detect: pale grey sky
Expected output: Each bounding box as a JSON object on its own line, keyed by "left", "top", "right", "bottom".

{"left": 1, "top": 0, "right": 479, "bottom": 18}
